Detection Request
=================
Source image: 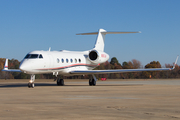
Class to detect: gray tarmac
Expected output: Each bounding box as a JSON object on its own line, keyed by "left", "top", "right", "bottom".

{"left": 0, "top": 79, "right": 180, "bottom": 120}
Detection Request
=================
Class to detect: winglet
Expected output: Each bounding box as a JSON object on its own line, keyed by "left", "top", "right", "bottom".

{"left": 3, "top": 59, "right": 8, "bottom": 70}
{"left": 2, "top": 58, "right": 22, "bottom": 72}
{"left": 173, "top": 55, "right": 179, "bottom": 69}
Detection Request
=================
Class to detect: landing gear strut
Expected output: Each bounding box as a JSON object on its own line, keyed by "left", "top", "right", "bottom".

{"left": 28, "top": 74, "right": 35, "bottom": 88}
{"left": 57, "top": 78, "right": 64, "bottom": 86}
{"left": 89, "top": 74, "right": 97, "bottom": 86}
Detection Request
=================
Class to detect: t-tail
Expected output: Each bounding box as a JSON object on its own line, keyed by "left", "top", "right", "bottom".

{"left": 77, "top": 29, "right": 141, "bottom": 52}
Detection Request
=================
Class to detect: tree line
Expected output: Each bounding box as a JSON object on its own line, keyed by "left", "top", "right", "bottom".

{"left": 0, "top": 57, "right": 179, "bottom": 79}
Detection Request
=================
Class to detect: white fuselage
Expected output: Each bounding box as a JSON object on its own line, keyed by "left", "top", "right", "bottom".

{"left": 19, "top": 50, "right": 109, "bottom": 75}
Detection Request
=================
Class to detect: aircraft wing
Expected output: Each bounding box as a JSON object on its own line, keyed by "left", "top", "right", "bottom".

{"left": 70, "top": 68, "right": 172, "bottom": 75}
{"left": 70, "top": 56, "right": 179, "bottom": 75}
{"left": 2, "top": 69, "right": 22, "bottom": 72}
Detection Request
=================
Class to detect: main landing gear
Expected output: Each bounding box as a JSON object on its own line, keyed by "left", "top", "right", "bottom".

{"left": 57, "top": 78, "right": 64, "bottom": 86}
{"left": 89, "top": 78, "right": 96, "bottom": 86}
{"left": 89, "top": 74, "right": 97, "bottom": 86}
{"left": 53, "top": 72, "right": 64, "bottom": 86}
{"left": 28, "top": 74, "right": 35, "bottom": 88}
{"left": 55, "top": 75, "right": 97, "bottom": 86}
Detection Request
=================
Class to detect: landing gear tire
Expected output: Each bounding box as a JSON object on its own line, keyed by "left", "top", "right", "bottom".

{"left": 32, "top": 83, "right": 35, "bottom": 88}
{"left": 28, "top": 83, "right": 35, "bottom": 88}
{"left": 89, "top": 79, "right": 96, "bottom": 86}
{"left": 89, "top": 79, "right": 92, "bottom": 86}
{"left": 28, "top": 83, "right": 31, "bottom": 88}
{"left": 57, "top": 79, "right": 60, "bottom": 86}
{"left": 92, "top": 79, "right": 96, "bottom": 86}
{"left": 57, "top": 78, "right": 64, "bottom": 86}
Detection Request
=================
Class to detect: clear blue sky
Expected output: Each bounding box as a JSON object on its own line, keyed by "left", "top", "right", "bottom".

{"left": 0, "top": 0, "right": 180, "bottom": 67}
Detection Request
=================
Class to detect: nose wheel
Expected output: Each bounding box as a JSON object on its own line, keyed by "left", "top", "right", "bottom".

{"left": 28, "top": 74, "right": 35, "bottom": 88}
{"left": 28, "top": 82, "right": 35, "bottom": 88}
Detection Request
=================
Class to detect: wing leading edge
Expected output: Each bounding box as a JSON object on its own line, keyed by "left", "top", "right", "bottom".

{"left": 2, "top": 69, "right": 22, "bottom": 72}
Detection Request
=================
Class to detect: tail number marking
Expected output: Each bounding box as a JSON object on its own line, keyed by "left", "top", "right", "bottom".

{"left": 101, "top": 54, "right": 106, "bottom": 58}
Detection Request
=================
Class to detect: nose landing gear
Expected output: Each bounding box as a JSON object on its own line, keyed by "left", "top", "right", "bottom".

{"left": 28, "top": 74, "right": 35, "bottom": 88}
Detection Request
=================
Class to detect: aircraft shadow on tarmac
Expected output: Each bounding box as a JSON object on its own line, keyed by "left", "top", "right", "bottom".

{"left": 0, "top": 83, "right": 143, "bottom": 88}
{"left": 0, "top": 83, "right": 56, "bottom": 88}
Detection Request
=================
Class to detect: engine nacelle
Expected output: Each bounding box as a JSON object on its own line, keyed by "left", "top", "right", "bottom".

{"left": 88, "top": 50, "right": 109, "bottom": 64}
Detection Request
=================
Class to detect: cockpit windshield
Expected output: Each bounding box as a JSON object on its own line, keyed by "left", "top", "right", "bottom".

{"left": 24, "top": 54, "right": 43, "bottom": 59}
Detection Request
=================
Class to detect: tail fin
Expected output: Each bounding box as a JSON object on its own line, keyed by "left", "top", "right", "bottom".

{"left": 76, "top": 29, "right": 141, "bottom": 51}
{"left": 94, "top": 29, "right": 106, "bottom": 51}
{"left": 77, "top": 29, "right": 106, "bottom": 51}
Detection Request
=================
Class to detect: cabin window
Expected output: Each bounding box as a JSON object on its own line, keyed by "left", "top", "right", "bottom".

{"left": 79, "top": 59, "right": 81, "bottom": 63}
{"left": 62, "top": 59, "right": 64, "bottom": 63}
{"left": 66, "top": 59, "right": 68, "bottom": 63}
{"left": 75, "top": 59, "right": 77, "bottom": 63}
{"left": 70, "top": 59, "right": 73, "bottom": 63}
{"left": 57, "top": 58, "right": 60, "bottom": 63}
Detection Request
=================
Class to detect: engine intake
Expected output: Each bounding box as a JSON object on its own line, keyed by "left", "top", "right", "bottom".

{"left": 89, "top": 50, "right": 98, "bottom": 61}
{"left": 88, "top": 50, "right": 109, "bottom": 64}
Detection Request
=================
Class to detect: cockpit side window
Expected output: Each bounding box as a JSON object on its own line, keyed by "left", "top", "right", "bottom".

{"left": 39, "top": 54, "right": 43, "bottom": 58}
{"left": 25, "top": 54, "right": 30, "bottom": 59}
{"left": 29, "top": 54, "right": 39, "bottom": 58}
{"left": 24, "top": 54, "right": 42, "bottom": 59}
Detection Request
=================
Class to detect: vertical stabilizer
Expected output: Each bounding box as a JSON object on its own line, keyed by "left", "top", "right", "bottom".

{"left": 94, "top": 29, "right": 106, "bottom": 51}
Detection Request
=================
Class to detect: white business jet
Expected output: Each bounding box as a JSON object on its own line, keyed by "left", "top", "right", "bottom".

{"left": 2, "top": 29, "right": 178, "bottom": 88}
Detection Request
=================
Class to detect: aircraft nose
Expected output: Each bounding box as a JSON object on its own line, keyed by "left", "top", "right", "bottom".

{"left": 19, "top": 64, "right": 26, "bottom": 71}
{"left": 19, "top": 62, "right": 30, "bottom": 72}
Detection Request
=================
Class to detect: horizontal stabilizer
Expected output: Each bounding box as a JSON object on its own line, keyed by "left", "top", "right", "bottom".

{"left": 77, "top": 29, "right": 141, "bottom": 52}
{"left": 76, "top": 31, "right": 141, "bottom": 35}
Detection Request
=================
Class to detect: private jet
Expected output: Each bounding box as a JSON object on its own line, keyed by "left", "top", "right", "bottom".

{"left": 2, "top": 29, "right": 178, "bottom": 88}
